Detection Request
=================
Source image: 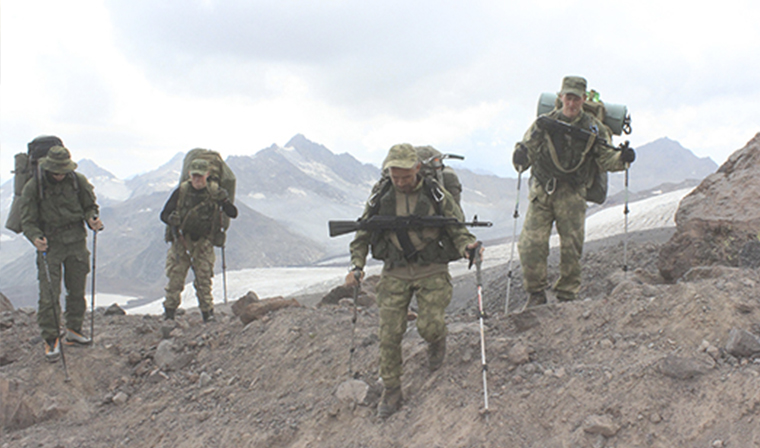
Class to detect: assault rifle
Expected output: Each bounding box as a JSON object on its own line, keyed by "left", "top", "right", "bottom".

{"left": 536, "top": 115, "right": 631, "bottom": 152}
{"left": 329, "top": 215, "right": 492, "bottom": 237}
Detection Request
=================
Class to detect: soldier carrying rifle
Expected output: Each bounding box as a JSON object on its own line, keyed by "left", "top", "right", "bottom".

{"left": 343, "top": 143, "right": 484, "bottom": 419}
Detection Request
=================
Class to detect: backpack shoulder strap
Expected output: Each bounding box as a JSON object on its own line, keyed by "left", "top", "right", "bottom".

{"left": 422, "top": 176, "right": 445, "bottom": 216}
{"left": 367, "top": 177, "right": 393, "bottom": 218}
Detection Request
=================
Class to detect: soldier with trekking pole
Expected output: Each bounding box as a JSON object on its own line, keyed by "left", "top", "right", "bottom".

{"left": 511, "top": 76, "right": 635, "bottom": 310}
{"left": 18, "top": 142, "right": 104, "bottom": 364}
{"left": 338, "top": 143, "right": 486, "bottom": 419}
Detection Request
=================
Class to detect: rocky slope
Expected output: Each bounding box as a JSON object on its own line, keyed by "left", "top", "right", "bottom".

{"left": 1, "top": 227, "right": 759, "bottom": 448}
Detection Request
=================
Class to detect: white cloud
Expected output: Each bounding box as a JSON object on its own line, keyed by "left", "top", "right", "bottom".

{"left": 2, "top": 0, "right": 759, "bottom": 182}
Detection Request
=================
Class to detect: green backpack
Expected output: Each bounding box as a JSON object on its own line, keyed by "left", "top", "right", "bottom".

{"left": 5, "top": 135, "right": 68, "bottom": 233}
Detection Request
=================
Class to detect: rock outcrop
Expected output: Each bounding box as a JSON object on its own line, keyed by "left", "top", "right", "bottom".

{"left": 658, "top": 133, "right": 760, "bottom": 281}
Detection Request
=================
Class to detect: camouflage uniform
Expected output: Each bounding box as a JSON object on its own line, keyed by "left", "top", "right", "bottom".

{"left": 350, "top": 145, "right": 476, "bottom": 390}
{"left": 20, "top": 150, "right": 99, "bottom": 343}
{"left": 516, "top": 83, "right": 628, "bottom": 301}
{"left": 161, "top": 178, "right": 236, "bottom": 315}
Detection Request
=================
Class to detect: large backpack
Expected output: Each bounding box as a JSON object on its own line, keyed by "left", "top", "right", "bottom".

{"left": 5, "top": 135, "right": 67, "bottom": 233}
{"left": 173, "top": 148, "right": 236, "bottom": 247}
{"left": 374, "top": 145, "right": 464, "bottom": 215}
{"left": 536, "top": 91, "right": 632, "bottom": 204}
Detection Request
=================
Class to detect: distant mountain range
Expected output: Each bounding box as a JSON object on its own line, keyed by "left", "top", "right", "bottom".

{"left": 0, "top": 134, "right": 718, "bottom": 308}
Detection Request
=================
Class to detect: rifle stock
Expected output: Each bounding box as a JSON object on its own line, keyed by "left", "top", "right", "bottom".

{"left": 329, "top": 215, "right": 492, "bottom": 237}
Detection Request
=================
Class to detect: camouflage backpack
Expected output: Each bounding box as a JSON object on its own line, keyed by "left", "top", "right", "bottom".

{"left": 372, "top": 145, "right": 464, "bottom": 216}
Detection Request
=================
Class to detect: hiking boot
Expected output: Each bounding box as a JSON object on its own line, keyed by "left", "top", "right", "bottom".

{"left": 164, "top": 307, "right": 176, "bottom": 321}
{"left": 44, "top": 338, "right": 61, "bottom": 363}
{"left": 202, "top": 309, "right": 215, "bottom": 323}
{"left": 556, "top": 293, "right": 577, "bottom": 302}
{"left": 521, "top": 290, "right": 547, "bottom": 312}
{"left": 428, "top": 337, "right": 446, "bottom": 371}
{"left": 377, "top": 386, "right": 403, "bottom": 419}
{"left": 64, "top": 328, "right": 92, "bottom": 346}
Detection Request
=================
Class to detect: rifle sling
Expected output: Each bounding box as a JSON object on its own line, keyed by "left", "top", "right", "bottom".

{"left": 395, "top": 227, "right": 419, "bottom": 260}
{"left": 545, "top": 129, "right": 596, "bottom": 174}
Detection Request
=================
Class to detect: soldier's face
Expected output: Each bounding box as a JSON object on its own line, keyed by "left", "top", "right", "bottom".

{"left": 389, "top": 165, "right": 421, "bottom": 193}
{"left": 561, "top": 93, "right": 586, "bottom": 119}
{"left": 51, "top": 173, "right": 67, "bottom": 182}
{"left": 191, "top": 172, "right": 209, "bottom": 190}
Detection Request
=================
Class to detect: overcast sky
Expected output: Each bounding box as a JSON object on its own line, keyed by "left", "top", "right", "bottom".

{"left": 2, "top": 0, "right": 758, "bottom": 181}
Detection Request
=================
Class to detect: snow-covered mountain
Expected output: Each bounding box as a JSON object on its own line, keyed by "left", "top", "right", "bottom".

{"left": 0, "top": 134, "right": 719, "bottom": 309}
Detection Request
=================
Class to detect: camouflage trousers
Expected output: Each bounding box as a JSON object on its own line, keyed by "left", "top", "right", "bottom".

{"left": 164, "top": 237, "right": 215, "bottom": 312}
{"left": 377, "top": 271, "right": 452, "bottom": 389}
{"left": 518, "top": 179, "right": 587, "bottom": 301}
{"left": 36, "top": 239, "right": 90, "bottom": 342}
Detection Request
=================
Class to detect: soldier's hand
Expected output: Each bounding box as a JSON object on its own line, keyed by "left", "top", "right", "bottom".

{"left": 34, "top": 237, "right": 48, "bottom": 252}
{"left": 465, "top": 241, "right": 485, "bottom": 260}
{"left": 345, "top": 268, "right": 364, "bottom": 287}
{"left": 513, "top": 144, "right": 529, "bottom": 172}
{"left": 212, "top": 189, "right": 229, "bottom": 204}
{"left": 88, "top": 216, "right": 104, "bottom": 231}
{"left": 168, "top": 211, "right": 181, "bottom": 227}
{"left": 620, "top": 146, "right": 636, "bottom": 164}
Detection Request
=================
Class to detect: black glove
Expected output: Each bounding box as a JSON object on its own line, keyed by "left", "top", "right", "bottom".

{"left": 168, "top": 211, "right": 181, "bottom": 227}
{"left": 512, "top": 144, "right": 529, "bottom": 171}
{"left": 620, "top": 146, "right": 636, "bottom": 164}
{"left": 212, "top": 189, "right": 229, "bottom": 204}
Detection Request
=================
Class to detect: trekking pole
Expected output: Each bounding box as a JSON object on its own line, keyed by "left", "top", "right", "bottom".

{"left": 623, "top": 164, "right": 630, "bottom": 278}
{"left": 468, "top": 242, "right": 489, "bottom": 417}
{"left": 90, "top": 228, "right": 98, "bottom": 342}
{"left": 42, "top": 252, "right": 70, "bottom": 382}
{"left": 504, "top": 169, "right": 522, "bottom": 314}
{"left": 221, "top": 241, "right": 228, "bottom": 305}
{"left": 348, "top": 270, "right": 361, "bottom": 378}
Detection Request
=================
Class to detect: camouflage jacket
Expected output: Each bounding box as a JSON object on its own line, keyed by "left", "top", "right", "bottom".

{"left": 20, "top": 171, "right": 99, "bottom": 245}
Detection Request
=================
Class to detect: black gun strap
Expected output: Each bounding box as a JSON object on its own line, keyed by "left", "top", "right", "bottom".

{"left": 395, "top": 228, "right": 418, "bottom": 260}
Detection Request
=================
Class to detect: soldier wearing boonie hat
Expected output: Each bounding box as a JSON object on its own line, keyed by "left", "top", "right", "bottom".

{"left": 345, "top": 143, "right": 482, "bottom": 419}
{"left": 40, "top": 146, "right": 79, "bottom": 174}
{"left": 511, "top": 75, "right": 635, "bottom": 310}
{"left": 19, "top": 141, "right": 104, "bottom": 362}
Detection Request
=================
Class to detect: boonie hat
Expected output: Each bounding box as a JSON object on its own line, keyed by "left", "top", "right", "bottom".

{"left": 189, "top": 159, "right": 209, "bottom": 176}
{"left": 559, "top": 76, "right": 587, "bottom": 98}
{"left": 40, "top": 146, "right": 78, "bottom": 174}
{"left": 382, "top": 144, "right": 419, "bottom": 170}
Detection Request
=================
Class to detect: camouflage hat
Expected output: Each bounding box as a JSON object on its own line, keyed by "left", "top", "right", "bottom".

{"left": 559, "top": 76, "right": 587, "bottom": 98}
{"left": 189, "top": 159, "right": 209, "bottom": 176}
{"left": 40, "top": 146, "right": 77, "bottom": 174}
{"left": 382, "top": 144, "right": 419, "bottom": 170}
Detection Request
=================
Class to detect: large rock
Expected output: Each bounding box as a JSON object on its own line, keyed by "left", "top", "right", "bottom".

{"left": 658, "top": 133, "right": 760, "bottom": 282}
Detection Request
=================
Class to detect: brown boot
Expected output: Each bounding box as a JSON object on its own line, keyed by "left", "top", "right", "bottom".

{"left": 428, "top": 337, "right": 446, "bottom": 371}
{"left": 521, "top": 290, "right": 547, "bottom": 312}
{"left": 377, "top": 386, "right": 403, "bottom": 419}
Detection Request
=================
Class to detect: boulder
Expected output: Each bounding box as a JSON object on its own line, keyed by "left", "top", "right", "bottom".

{"left": 659, "top": 133, "right": 760, "bottom": 281}
{"left": 239, "top": 297, "right": 301, "bottom": 325}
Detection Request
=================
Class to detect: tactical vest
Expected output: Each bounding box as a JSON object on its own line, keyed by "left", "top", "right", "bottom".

{"left": 369, "top": 177, "right": 462, "bottom": 268}
{"left": 176, "top": 181, "right": 221, "bottom": 242}
{"left": 531, "top": 109, "right": 604, "bottom": 194}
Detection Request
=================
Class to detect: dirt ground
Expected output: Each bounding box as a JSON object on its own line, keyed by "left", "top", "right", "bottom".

{"left": 2, "top": 229, "right": 760, "bottom": 448}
